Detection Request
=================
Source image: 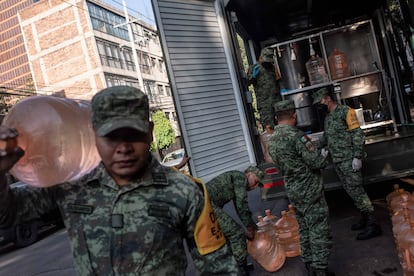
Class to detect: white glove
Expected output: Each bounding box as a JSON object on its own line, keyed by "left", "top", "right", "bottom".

{"left": 352, "top": 158, "right": 362, "bottom": 172}
{"left": 321, "top": 148, "right": 329, "bottom": 158}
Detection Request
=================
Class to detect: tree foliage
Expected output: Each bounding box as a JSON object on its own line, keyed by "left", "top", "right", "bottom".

{"left": 237, "top": 34, "right": 261, "bottom": 129}
{"left": 151, "top": 110, "right": 175, "bottom": 153}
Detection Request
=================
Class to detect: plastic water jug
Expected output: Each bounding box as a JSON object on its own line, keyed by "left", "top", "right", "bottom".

{"left": 386, "top": 184, "right": 402, "bottom": 208}
{"left": 390, "top": 189, "right": 412, "bottom": 214}
{"left": 328, "top": 48, "right": 351, "bottom": 80}
{"left": 306, "top": 55, "right": 329, "bottom": 85}
{"left": 263, "top": 209, "right": 279, "bottom": 239}
{"left": 2, "top": 96, "right": 101, "bottom": 187}
{"left": 397, "top": 219, "right": 414, "bottom": 276}
{"left": 287, "top": 204, "right": 297, "bottom": 219}
{"left": 275, "top": 210, "right": 301, "bottom": 257}
{"left": 248, "top": 216, "right": 286, "bottom": 272}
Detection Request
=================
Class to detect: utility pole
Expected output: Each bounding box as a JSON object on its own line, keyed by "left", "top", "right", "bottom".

{"left": 115, "top": 0, "right": 144, "bottom": 90}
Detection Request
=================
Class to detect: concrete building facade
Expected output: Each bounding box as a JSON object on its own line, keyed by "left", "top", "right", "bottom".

{"left": 0, "top": 0, "right": 180, "bottom": 136}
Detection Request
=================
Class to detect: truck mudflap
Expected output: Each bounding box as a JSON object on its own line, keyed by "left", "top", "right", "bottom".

{"left": 259, "top": 127, "right": 414, "bottom": 201}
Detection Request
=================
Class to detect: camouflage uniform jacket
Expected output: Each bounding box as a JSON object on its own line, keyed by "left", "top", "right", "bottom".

{"left": 0, "top": 156, "right": 238, "bottom": 275}
{"left": 322, "top": 104, "right": 365, "bottom": 163}
{"left": 247, "top": 63, "right": 281, "bottom": 127}
{"left": 205, "top": 171, "right": 255, "bottom": 228}
{"left": 247, "top": 64, "right": 280, "bottom": 99}
{"left": 268, "top": 125, "right": 328, "bottom": 203}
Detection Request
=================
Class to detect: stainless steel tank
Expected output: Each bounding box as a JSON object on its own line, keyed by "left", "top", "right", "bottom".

{"left": 286, "top": 92, "right": 317, "bottom": 129}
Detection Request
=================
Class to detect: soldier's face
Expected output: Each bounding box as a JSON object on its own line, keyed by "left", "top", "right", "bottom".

{"left": 316, "top": 98, "right": 328, "bottom": 114}
{"left": 246, "top": 172, "right": 260, "bottom": 191}
{"left": 95, "top": 124, "right": 153, "bottom": 185}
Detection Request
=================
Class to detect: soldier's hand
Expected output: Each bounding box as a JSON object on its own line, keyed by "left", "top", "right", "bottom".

{"left": 321, "top": 148, "right": 329, "bottom": 158}
{"left": 246, "top": 225, "right": 256, "bottom": 241}
{"left": 252, "top": 64, "right": 260, "bottom": 78}
{"left": 0, "top": 126, "right": 24, "bottom": 174}
{"left": 352, "top": 158, "right": 362, "bottom": 172}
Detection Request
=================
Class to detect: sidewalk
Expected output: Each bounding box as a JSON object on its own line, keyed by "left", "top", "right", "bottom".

{"left": 187, "top": 183, "right": 403, "bottom": 276}
{"left": 248, "top": 188, "right": 401, "bottom": 275}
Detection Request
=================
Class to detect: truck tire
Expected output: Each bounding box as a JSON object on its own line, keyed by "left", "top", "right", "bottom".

{"left": 14, "top": 221, "right": 39, "bottom": 248}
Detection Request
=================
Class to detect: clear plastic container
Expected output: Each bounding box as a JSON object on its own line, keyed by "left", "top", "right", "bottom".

{"left": 386, "top": 184, "right": 402, "bottom": 208}
{"left": 287, "top": 204, "right": 297, "bottom": 219}
{"left": 392, "top": 206, "right": 412, "bottom": 249}
{"left": 397, "top": 219, "right": 414, "bottom": 276}
{"left": 275, "top": 210, "right": 301, "bottom": 257}
{"left": 306, "top": 55, "right": 329, "bottom": 85}
{"left": 2, "top": 96, "right": 101, "bottom": 187}
{"left": 263, "top": 209, "right": 278, "bottom": 224}
{"left": 263, "top": 209, "right": 279, "bottom": 239}
{"left": 248, "top": 216, "right": 286, "bottom": 272}
{"left": 328, "top": 48, "right": 351, "bottom": 80}
{"left": 390, "top": 190, "right": 412, "bottom": 215}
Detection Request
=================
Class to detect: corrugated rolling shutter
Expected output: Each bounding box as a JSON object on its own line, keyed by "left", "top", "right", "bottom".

{"left": 152, "top": 0, "right": 256, "bottom": 181}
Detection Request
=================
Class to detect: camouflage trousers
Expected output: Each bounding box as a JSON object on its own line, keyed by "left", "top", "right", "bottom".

{"left": 212, "top": 204, "right": 247, "bottom": 264}
{"left": 334, "top": 159, "right": 374, "bottom": 214}
{"left": 257, "top": 98, "right": 276, "bottom": 128}
{"left": 293, "top": 191, "right": 332, "bottom": 269}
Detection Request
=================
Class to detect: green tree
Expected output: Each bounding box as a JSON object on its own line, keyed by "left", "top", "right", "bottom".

{"left": 151, "top": 110, "right": 175, "bottom": 157}
{"left": 237, "top": 34, "right": 261, "bottom": 129}
{"left": 0, "top": 94, "right": 12, "bottom": 115}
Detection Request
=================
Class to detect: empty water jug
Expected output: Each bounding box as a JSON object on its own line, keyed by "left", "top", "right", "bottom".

{"left": 248, "top": 216, "right": 286, "bottom": 272}
{"left": 2, "top": 96, "right": 101, "bottom": 187}
{"left": 275, "top": 210, "right": 301, "bottom": 257}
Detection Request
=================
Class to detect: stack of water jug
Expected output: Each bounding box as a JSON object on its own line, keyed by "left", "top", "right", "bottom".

{"left": 387, "top": 184, "right": 414, "bottom": 276}
{"left": 247, "top": 204, "right": 301, "bottom": 272}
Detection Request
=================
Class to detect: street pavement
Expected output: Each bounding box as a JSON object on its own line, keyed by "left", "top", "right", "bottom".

{"left": 243, "top": 183, "right": 403, "bottom": 276}
{"left": 0, "top": 181, "right": 406, "bottom": 276}
{"left": 185, "top": 182, "right": 404, "bottom": 275}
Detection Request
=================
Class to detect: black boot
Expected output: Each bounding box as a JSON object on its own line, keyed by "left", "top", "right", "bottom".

{"left": 356, "top": 214, "right": 382, "bottom": 240}
{"left": 351, "top": 214, "right": 368, "bottom": 231}
{"left": 305, "top": 262, "right": 314, "bottom": 276}
{"left": 237, "top": 260, "right": 250, "bottom": 276}
{"left": 313, "top": 268, "right": 335, "bottom": 276}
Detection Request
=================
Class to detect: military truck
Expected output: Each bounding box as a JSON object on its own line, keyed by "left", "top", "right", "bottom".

{"left": 150, "top": 0, "right": 414, "bottom": 199}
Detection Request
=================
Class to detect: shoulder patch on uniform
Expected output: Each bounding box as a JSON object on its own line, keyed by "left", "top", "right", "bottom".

{"left": 190, "top": 176, "right": 226, "bottom": 255}
{"left": 346, "top": 108, "right": 360, "bottom": 130}
{"left": 299, "top": 135, "right": 315, "bottom": 152}
{"left": 152, "top": 172, "right": 168, "bottom": 185}
{"left": 86, "top": 179, "right": 100, "bottom": 188}
{"left": 299, "top": 135, "right": 311, "bottom": 144}
{"left": 67, "top": 204, "right": 94, "bottom": 214}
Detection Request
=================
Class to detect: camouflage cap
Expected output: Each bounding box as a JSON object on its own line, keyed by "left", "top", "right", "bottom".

{"left": 273, "top": 99, "right": 295, "bottom": 112}
{"left": 245, "top": 166, "right": 266, "bottom": 182}
{"left": 91, "top": 86, "right": 150, "bottom": 136}
{"left": 260, "top": 47, "right": 274, "bottom": 62}
{"left": 312, "top": 87, "right": 329, "bottom": 104}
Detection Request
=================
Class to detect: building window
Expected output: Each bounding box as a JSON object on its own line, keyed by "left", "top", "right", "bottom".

{"left": 157, "top": 84, "right": 164, "bottom": 95}
{"left": 165, "top": 86, "right": 171, "bottom": 96}
{"left": 96, "top": 39, "right": 139, "bottom": 72}
{"left": 158, "top": 59, "right": 164, "bottom": 73}
{"left": 87, "top": 2, "right": 129, "bottom": 41}
{"left": 143, "top": 80, "right": 162, "bottom": 104}
{"left": 122, "top": 49, "right": 135, "bottom": 71}
{"left": 140, "top": 54, "right": 151, "bottom": 74}
{"left": 105, "top": 74, "right": 140, "bottom": 88}
{"left": 143, "top": 80, "right": 154, "bottom": 103}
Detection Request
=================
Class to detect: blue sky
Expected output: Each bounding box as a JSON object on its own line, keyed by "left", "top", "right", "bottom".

{"left": 102, "top": 0, "right": 155, "bottom": 26}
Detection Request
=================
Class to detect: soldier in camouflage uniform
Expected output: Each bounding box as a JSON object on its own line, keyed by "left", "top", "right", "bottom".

{"left": 267, "top": 100, "right": 333, "bottom": 276}
{"left": 0, "top": 86, "right": 239, "bottom": 275}
{"left": 205, "top": 166, "right": 265, "bottom": 276}
{"left": 312, "top": 87, "right": 381, "bottom": 240}
{"left": 247, "top": 47, "right": 282, "bottom": 128}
